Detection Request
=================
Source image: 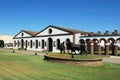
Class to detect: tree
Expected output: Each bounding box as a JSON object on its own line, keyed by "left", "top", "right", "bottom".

{"left": 0, "top": 40, "right": 4, "bottom": 47}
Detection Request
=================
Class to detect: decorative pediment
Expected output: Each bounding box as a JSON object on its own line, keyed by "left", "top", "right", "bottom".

{"left": 36, "top": 25, "right": 80, "bottom": 36}
{"left": 13, "top": 30, "right": 37, "bottom": 39}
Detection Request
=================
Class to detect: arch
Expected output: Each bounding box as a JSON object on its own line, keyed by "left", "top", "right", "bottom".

{"left": 66, "top": 38, "right": 70, "bottom": 42}
{"left": 86, "top": 39, "right": 91, "bottom": 44}
{"left": 85, "top": 39, "right": 91, "bottom": 54}
{"left": 21, "top": 39, "right": 24, "bottom": 49}
{"left": 48, "top": 38, "right": 53, "bottom": 52}
{"left": 41, "top": 39, "right": 45, "bottom": 49}
{"left": 99, "top": 38, "right": 106, "bottom": 48}
{"left": 107, "top": 38, "right": 115, "bottom": 55}
{"left": 79, "top": 39, "right": 85, "bottom": 44}
{"left": 56, "top": 39, "right": 60, "bottom": 49}
{"left": 92, "top": 38, "right": 99, "bottom": 52}
{"left": 25, "top": 40, "right": 28, "bottom": 48}
{"left": 116, "top": 38, "right": 120, "bottom": 50}
{"left": 108, "top": 38, "right": 115, "bottom": 44}
{"left": 100, "top": 38, "right": 107, "bottom": 43}
{"left": 92, "top": 38, "right": 99, "bottom": 43}
{"left": 116, "top": 38, "right": 120, "bottom": 41}
{"left": 35, "top": 40, "right": 38, "bottom": 49}
{"left": 66, "top": 38, "right": 70, "bottom": 49}
{"left": 30, "top": 40, "right": 33, "bottom": 48}
{"left": 116, "top": 38, "right": 120, "bottom": 44}
{"left": 116, "top": 38, "right": 120, "bottom": 43}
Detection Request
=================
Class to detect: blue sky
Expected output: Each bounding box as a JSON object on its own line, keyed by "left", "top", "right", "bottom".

{"left": 0, "top": 0, "right": 120, "bottom": 36}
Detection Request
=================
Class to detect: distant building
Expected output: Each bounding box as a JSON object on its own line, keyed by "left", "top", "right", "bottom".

{"left": 0, "top": 35, "right": 13, "bottom": 48}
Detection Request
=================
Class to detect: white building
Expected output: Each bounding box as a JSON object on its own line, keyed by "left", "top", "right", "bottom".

{"left": 13, "top": 25, "right": 87, "bottom": 52}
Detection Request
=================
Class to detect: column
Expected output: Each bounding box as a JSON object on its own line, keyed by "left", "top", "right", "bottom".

{"left": 105, "top": 43, "right": 109, "bottom": 55}
{"left": 114, "top": 44, "right": 118, "bottom": 56}
{"left": 90, "top": 43, "right": 94, "bottom": 55}
{"left": 98, "top": 43, "right": 101, "bottom": 55}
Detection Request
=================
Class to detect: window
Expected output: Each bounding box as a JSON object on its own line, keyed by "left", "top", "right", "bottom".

{"left": 21, "top": 33, "right": 24, "bottom": 36}
{"left": 25, "top": 40, "right": 28, "bottom": 48}
{"left": 36, "top": 40, "right": 38, "bottom": 49}
{"left": 48, "top": 28, "right": 52, "bottom": 34}
{"left": 30, "top": 40, "right": 32, "bottom": 48}
{"left": 56, "top": 39, "right": 60, "bottom": 49}
{"left": 42, "top": 40, "right": 44, "bottom": 49}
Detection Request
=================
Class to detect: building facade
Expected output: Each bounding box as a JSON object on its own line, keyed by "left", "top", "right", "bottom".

{"left": 13, "top": 25, "right": 87, "bottom": 52}
{"left": 13, "top": 25, "right": 120, "bottom": 55}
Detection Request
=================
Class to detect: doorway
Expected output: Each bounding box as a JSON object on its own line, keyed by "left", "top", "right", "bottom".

{"left": 21, "top": 39, "right": 24, "bottom": 49}
{"left": 48, "top": 38, "right": 53, "bottom": 52}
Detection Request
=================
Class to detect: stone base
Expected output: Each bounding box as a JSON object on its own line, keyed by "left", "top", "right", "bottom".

{"left": 44, "top": 55, "right": 103, "bottom": 66}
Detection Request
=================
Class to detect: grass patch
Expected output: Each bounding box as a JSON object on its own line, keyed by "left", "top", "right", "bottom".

{"left": 0, "top": 49, "right": 120, "bottom": 80}
{"left": 48, "top": 53, "right": 102, "bottom": 60}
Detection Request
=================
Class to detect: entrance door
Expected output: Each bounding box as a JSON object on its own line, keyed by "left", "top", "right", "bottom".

{"left": 48, "top": 38, "right": 53, "bottom": 52}
{"left": 21, "top": 39, "right": 24, "bottom": 49}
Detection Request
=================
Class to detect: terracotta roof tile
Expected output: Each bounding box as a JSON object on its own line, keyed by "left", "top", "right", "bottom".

{"left": 48, "top": 25, "right": 86, "bottom": 34}
{"left": 23, "top": 30, "right": 38, "bottom": 36}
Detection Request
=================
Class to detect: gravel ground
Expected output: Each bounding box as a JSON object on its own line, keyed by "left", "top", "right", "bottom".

{"left": 103, "top": 56, "right": 120, "bottom": 64}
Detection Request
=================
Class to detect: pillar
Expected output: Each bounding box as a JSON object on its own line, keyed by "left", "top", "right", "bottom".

{"left": 111, "top": 43, "right": 114, "bottom": 55}
{"left": 85, "top": 43, "right": 87, "bottom": 52}
{"left": 105, "top": 43, "right": 109, "bottom": 55}
{"left": 90, "top": 43, "right": 94, "bottom": 55}
{"left": 98, "top": 44, "right": 101, "bottom": 55}
{"left": 114, "top": 44, "right": 118, "bottom": 56}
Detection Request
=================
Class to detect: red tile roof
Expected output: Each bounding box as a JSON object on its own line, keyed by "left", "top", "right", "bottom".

{"left": 23, "top": 30, "right": 38, "bottom": 36}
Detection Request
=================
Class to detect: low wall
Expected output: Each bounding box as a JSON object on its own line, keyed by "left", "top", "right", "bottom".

{"left": 44, "top": 55, "right": 103, "bottom": 66}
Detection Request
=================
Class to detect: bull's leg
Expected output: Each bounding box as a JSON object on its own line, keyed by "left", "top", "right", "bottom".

{"left": 63, "top": 49, "right": 65, "bottom": 54}
{"left": 60, "top": 50, "right": 62, "bottom": 54}
{"left": 80, "top": 50, "right": 83, "bottom": 55}
{"left": 79, "top": 50, "right": 81, "bottom": 55}
{"left": 84, "top": 50, "right": 88, "bottom": 56}
{"left": 75, "top": 51, "right": 76, "bottom": 54}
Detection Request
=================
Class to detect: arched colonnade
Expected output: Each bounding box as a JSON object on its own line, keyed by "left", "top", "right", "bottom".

{"left": 79, "top": 36, "right": 120, "bottom": 55}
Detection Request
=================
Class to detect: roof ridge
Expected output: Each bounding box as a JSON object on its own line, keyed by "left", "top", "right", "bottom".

{"left": 49, "top": 25, "right": 85, "bottom": 34}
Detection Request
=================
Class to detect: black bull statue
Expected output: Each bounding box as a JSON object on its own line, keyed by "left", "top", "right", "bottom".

{"left": 58, "top": 41, "right": 88, "bottom": 55}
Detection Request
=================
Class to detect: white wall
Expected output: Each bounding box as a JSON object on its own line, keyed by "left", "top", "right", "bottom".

{"left": 13, "top": 35, "right": 73, "bottom": 52}
{"left": 37, "top": 27, "right": 70, "bottom": 36}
